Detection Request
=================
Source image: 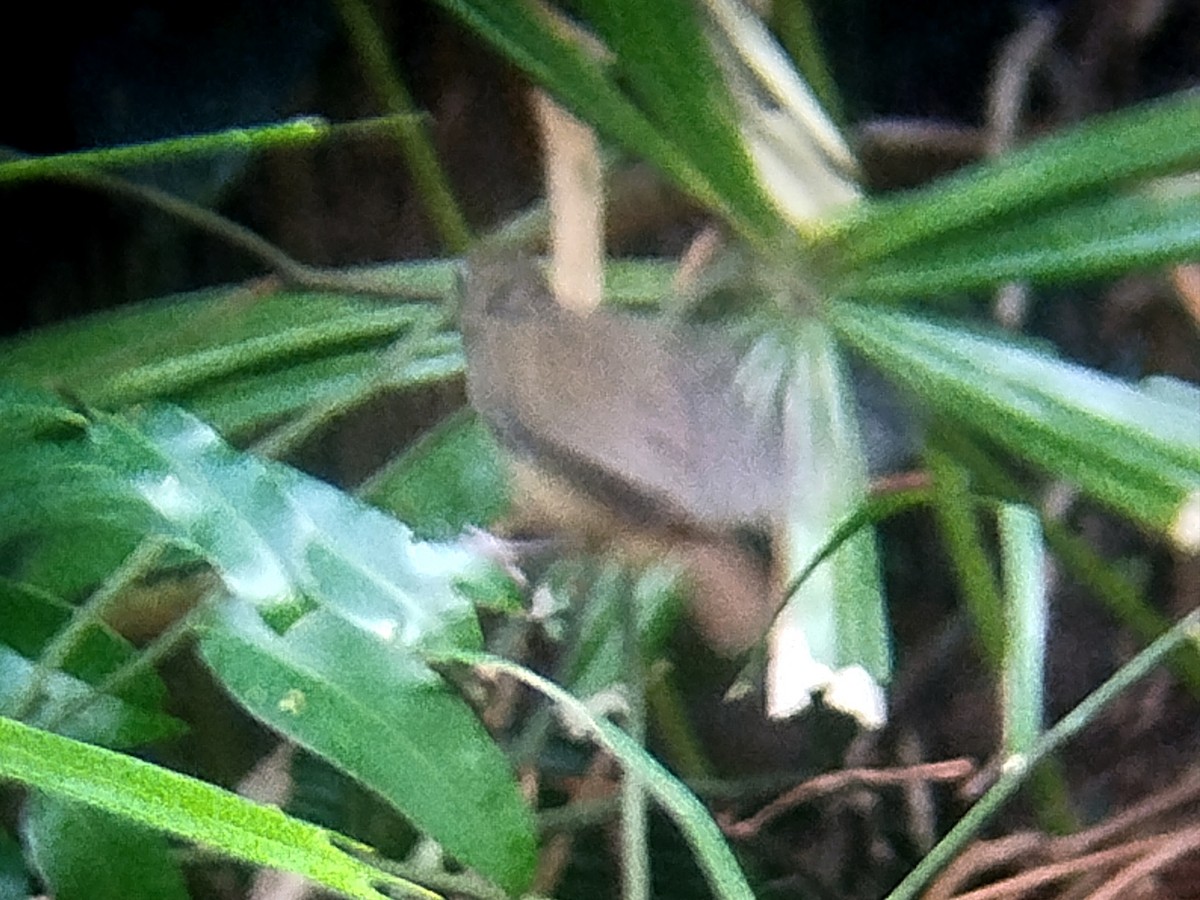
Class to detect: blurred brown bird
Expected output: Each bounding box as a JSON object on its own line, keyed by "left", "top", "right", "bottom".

{"left": 460, "top": 250, "right": 788, "bottom": 654}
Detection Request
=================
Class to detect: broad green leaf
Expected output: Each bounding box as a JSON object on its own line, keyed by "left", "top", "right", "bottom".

{"left": 0, "top": 396, "right": 536, "bottom": 890}
{"left": 87, "top": 406, "right": 536, "bottom": 892}
{"left": 1, "top": 288, "right": 352, "bottom": 387}
{"left": 202, "top": 598, "right": 535, "bottom": 893}
{"left": 0, "top": 716, "right": 437, "bottom": 900}
{"left": 830, "top": 303, "right": 1200, "bottom": 546}
{"left": 0, "top": 391, "right": 162, "bottom": 597}
{"left": 361, "top": 412, "right": 510, "bottom": 540}
{"left": 0, "top": 384, "right": 89, "bottom": 447}
{"left": 94, "top": 406, "right": 484, "bottom": 645}
{"left": 768, "top": 0, "right": 843, "bottom": 124}
{"left": 23, "top": 795, "right": 189, "bottom": 900}
{"left": 825, "top": 90, "right": 1200, "bottom": 268}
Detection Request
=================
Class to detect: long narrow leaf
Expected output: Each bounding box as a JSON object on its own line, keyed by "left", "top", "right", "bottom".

{"left": 23, "top": 796, "right": 190, "bottom": 900}
{"left": 0, "top": 119, "right": 345, "bottom": 185}
{"left": 826, "top": 90, "right": 1200, "bottom": 267}
{"left": 770, "top": 322, "right": 889, "bottom": 725}
{"left": 835, "top": 188, "right": 1200, "bottom": 301}
{"left": 998, "top": 504, "right": 1047, "bottom": 756}
{"left": 830, "top": 304, "right": 1200, "bottom": 547}
{"left": 436, "top": 0, "right": 780, "bottom": 242}
{"left": 577, "top": 0, "right": 779, "bottom": 234}
{"left": 0, "top": 287, "right": 451, "bottom": 436}
{"left": 0, "top": 716, "right": 437, "bottom": 900}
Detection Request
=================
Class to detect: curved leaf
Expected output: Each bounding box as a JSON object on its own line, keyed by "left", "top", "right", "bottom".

{"left": 830, "top": 303, "right": 1200, "bottom": 546}
{"left": 826, "top": 90, "right": 1200, "bottom": 267}
{"left": 89, "top": 407, "right": 536, "bottom": 892}
{"left": 0, "top": 716, "right": 436, "bottom": 900}
{"left": 835, "top": 189, "right": 1200, "bottom": 301}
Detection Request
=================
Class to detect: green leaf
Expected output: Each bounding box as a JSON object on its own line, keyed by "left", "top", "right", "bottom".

{"left": 577, "top": 0, "right": 779, "bottom": 233}
{"left": 825, "top": 90, "right": 1200, "bottom": 268}
{"left": 998, "top": 504, "right": 1080, "bottom": 835}
{"left": 88, "top": 406, "right": 536, "bottom": 892}
{"left": 23, "top": 795, "right": 189, "bottom": 900}
{"left": 201, "top": 598, "right": 536, "bottom": 893}
{"left": 431, "top": 651, "right": 757, "bottom": 900}
{"left": 0, "top": 384, "right": 89, "bottom": 447}
{"left": 0, "top": 396, "right": 536, "bottom": 891}
{"left": 91, "top": 305, "right": 437, "bottom": 408}
{"left": 565, "top": 562, "right": 685, "bottom": 699}
{"left": 0, "top": 579, "right": 172, "bottom": 712}
{"left": 769, "top": 322, "right": 889, "bottom": 724}
{"left": 0, "top": 119, "right": 341, "bottom": 185}
{"left": 998, "top": 504, "right": 1047, "bottom": 756}
{"left": 361, "top": 412, "right": 511, "bottom": 540}
{"left": 436, "top": 0, "right": 781, "bottom": 243}
{"left": 924, "top": 445, "right": 1006, "bottom": 669}
{"left": 189, "top": 334, "right": 464, "bottom": 440}
{"left": 0, "top": 644, "right": 182, "bottom": 749}
{"left": 0, "top": 286, "right": 452, "bottom": 437}
{"left": 96, "top": 406, "right": 483, "bottom": 642}
{"left": 835, "top": 188, "right": 1200, "bottom": 301}
{"left": 930, "top": 427, "right": 1200, "bottom": 693}
{"left": 830, "top": 304, "right": 1200, "bottom": 546}
{"left": 0, "top": 716, "right": 438, "bottom": 900}
{"left": 0, "top": 391, "right": 161, "bottom": 597}
{"left": 188, "top": 349, "right": 395, "bottom": 436}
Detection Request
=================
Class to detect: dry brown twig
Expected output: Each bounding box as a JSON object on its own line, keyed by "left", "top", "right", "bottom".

{"left": 925, "top": 767, "right": 1200, "bottom": 899}
{"left": 722, "top": 758, "right": 977, "bottom": 840}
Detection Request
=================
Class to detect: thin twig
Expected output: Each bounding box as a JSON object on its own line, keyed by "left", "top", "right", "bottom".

{"left": 725, "top": 759, "right": 976, "bottom": 839}
{"left": 333, "top": 0, "right": 472, "bottom": 252}
{"left": 1086, "top": 826, "right": 1200, "bottom": 900}
{"left": 922, "top": 832, "right": 1046, "bottom": 900}
{"left": 1054, "top": 767, "right": 1200, "bottom": 858}
{"left": 1, "top": 145, "right": 450, "bottom": 300}
{"left": 940, "top": 834, "right": 1171, "bottom": 900}
{"left": 884, "top": 608, "right": 1200, "bottom": 900}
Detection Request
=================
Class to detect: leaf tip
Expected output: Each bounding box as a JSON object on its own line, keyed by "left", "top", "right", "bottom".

{"left": 1171, "top": 490, "right": 1200, "bottom": 553}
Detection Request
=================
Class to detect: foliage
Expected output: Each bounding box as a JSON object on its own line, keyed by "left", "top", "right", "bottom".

{"left": 1, "top": 2, "right": 1197, "bottom": 899}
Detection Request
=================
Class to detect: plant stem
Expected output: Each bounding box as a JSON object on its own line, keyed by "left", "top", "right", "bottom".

{"left": 884, "top": 607, "right": 1200, "bottom": 900}
{"left": 334, "top": 0, "right": 473, "bottom": 253}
